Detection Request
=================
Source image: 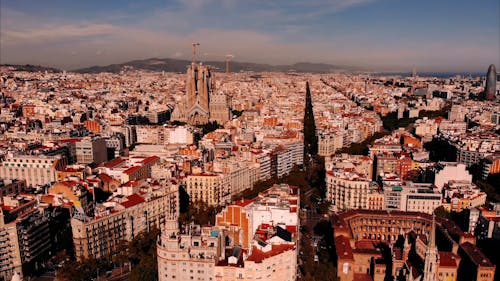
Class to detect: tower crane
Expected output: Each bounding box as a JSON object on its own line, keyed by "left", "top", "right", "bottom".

{"left": 191, "top": 42, "right": 200, "bottom": 64}
{"left": 204, "top": 53, "right": 235, "bottom": 74}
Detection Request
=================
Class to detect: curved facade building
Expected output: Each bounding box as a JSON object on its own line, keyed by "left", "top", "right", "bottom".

{"left": 485, "top": 64, "right": 497, "bottom": 100}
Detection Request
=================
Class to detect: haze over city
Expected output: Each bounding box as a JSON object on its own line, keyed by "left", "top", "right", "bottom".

{"left": 1, "top": 0, "right": 499, "bottom": 72}
{"left": 1, "top": 1, "right": 500, "bottom": 281}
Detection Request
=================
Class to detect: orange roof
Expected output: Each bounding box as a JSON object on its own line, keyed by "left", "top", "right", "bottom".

{"left": 140, "top": 156, "right": 159, "bottom": 165}
{"left": 98, "top": 173, "right": 113, "bottom": 182}
{"left": 123, "top": 166, "right": 142, "bottom": 175}
{"left": 103, "top": 157, "right": 125, "bottom": 168}
{"left": 120, "top": 194, "right": 145, "bottom": 208}
{"left": 233, "top": 199, "right": 253, "bottom": 207}
{"left": 439, "top": 252, "right": 459, "bottom": 267}
{"left": 246, "top": 244, "right": 295, "bottom": 263}
{"left": 335, "top": 235, "right": 354, "bottom": 260}
{"left": 353, "top": 273, "right": 373, "bottom": 281}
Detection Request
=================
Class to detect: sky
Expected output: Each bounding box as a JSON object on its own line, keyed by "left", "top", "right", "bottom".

{"left": 0, "top": 0, "right": 499, "bottom": 72}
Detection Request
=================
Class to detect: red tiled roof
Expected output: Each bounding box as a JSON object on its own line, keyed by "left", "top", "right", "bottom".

{"left": 355, "top": 240, "right": 376, "bottom": 250}
{"left": 120, "top": 194, "right": 145, "bottom": 208}
{"left": 460, "top": 242, "right": 494, "bottom": 267}
{"left": 58, "top": 138, "right": 81, "bottom": 143}
{"left": 335, "top": 235, "right": 354, "bottom": 260}
{"left": 439, "top": 252, "right": 459, "bottom": 267}
{"left": 233, "top": 199, "right": 253, "bottom": 207}
{"left": 123, "top": 166, "right": 142, "bottom": 175}
{"left": 246, "top": 244, "right": 295, "bottom": 263}
{"left": 140, "top": 156, "right": 159, "bottom": 165}
{"left": 103, "top": 157, "right": 125, "bottom": 168}
{"left": 353, "top": 273, "right": 373, "bottom": 281}
{"left": 98, "top": 173, "right": 113, "bottom": 182}
{"left": 285, "top": 225, "right": 297, "bottom": 233}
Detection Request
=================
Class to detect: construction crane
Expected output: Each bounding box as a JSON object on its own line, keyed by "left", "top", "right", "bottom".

{"left": 204, "top": 53, "right": 235, "bottom": 74}
{"left": 192, "top": 42, "right": 200, "bottom": 64}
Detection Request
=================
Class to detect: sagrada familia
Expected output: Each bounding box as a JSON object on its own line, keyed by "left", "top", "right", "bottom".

{"left": 171, "top": 61, "right": 231, "bottom": 125}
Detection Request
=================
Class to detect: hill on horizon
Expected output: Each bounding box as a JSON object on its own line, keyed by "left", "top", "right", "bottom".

{"left": 71, "top": 58, "right": 363, "bottom": 74}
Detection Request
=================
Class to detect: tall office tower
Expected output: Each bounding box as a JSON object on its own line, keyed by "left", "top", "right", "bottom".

{"left": 485, "top": 64, "right": 496, "bottom": 100}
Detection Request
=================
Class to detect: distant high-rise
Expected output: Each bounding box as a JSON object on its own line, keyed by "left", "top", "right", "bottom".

{"left": 484, "top": 64, "right": 496, "bottom": 100}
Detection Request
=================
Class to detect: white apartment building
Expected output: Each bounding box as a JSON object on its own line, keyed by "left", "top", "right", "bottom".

{"left": 434, "top": 162, "right": 472, "bottom": 191}
{"left": 382, "top": 181, "right": 441, "bottom": 214}
{"left": 136, "top": 126, "right": 194, "bottom": 145}
{"left": 251, "top": 151, "right": 271, "bottom": 181}
{"left": 0, "top": 212, "right": 22, "bottom": 281}
{"left": 275, "top": 146, "right": 293, "bottom": 178}
{"left": 157, "top": 220, "right": 223, "bottom": 281}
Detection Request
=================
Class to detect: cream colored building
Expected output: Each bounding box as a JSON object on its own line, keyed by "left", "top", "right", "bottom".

{"left": 75, "top": 137, "right": 107, "bottom": 165}
{"left": 185, "top": 173, "right": 223, "bottom": 206}
{"left": 157, "top": 220, "right": 222, "bottom": 281}
{"left": 0, "top": 211, "right": 22, "bottom": 281}
{"left": 158, "top": 184, "right": 299, "bottom": 281}
{"left": 209, "top": 92, "right": 231, "bottom": 125}
{"left": 71, "top": 185, "right": 179, "bottom": 260}
{"left": 318, "top": 132, "right": 343, "bottom": 157}
{"left": 326, "top": 169, "right": 374, "bottom": 211}
{"left": 0, "top": 154, "right": 66, "bottom": 187}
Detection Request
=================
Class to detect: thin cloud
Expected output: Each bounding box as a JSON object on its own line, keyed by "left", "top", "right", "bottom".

{"left": 0, "top": 1, "right": 498, "bottom": 72}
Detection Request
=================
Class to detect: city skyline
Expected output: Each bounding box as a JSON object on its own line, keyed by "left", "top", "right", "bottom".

{"left": 1, "top": 0, "right": 499, "bottom": 72}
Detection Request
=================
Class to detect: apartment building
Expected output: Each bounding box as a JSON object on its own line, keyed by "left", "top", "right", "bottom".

{"left": 75, "top": 137, "right": 107, "bottom": 165}
{"left": 158, "top": 184, "right": 299, "bottom": 281}
{"left": 382, "top": 181, "right": 442, "bottom": 214}
{"left": 0, "top": 154, "right": 66, "bottom": 186}
{"left": 326, "top": 169, "right": 374, "bottom": 211}
{"left": 71, "top": 184, "right": 178, "bottom": 260}
{"left": 185, "top": 172, "right": 223, "bottom": 206}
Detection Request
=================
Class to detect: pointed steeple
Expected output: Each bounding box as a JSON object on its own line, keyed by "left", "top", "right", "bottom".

{"left": 429, "top": 215, "right": 436, "bottom": 249}
{"left": 403, "top": 234, "right": 410, "bottom": 261}
{"left": 423, "top": 215, "right": 439, "bottom": 281}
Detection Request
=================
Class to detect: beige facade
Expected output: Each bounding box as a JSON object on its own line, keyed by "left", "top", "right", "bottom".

{"left": 185, "top": 173, "right": 223, "bottom": 206}
{"left": 0, "top": 212, "right": 22, "bottom": 281}
{"left": 210, "top": 92, "right": 231, "bottom": 124}
{"left": 71, "top": 187, "right": 178, "bottom": 260}
{"left": 158, "top": 184, "right": 299, "bottom": 281}
{"left": 75, "top": 137, "right": 107, "bottom": 165}
{"left": 0, "top": 154, "right": 66, "bottom": 187}
{"left": 318, "top": 132, "right": 343, "bottom": 157}
{"left": 326, "top": 170, "right": 374, "bottom": 211}
{"left": 157, "top": 220, "right": 222, "bottom": 281}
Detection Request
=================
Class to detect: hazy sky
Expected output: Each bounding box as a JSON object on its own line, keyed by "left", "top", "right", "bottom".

{"left": 1, "top": 0, "right": 499, "bottom": 72}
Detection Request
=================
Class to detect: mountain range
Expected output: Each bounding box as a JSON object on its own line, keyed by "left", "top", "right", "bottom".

{"left": 71, "top": 58, "right": 364, "bottom": 74}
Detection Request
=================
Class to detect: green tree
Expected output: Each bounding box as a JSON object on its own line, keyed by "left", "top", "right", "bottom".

{"left": 197, "top": 121, "right": 220, "bottom": 135}
{"left": 128, "top": 227, "right": 160, "bottom": 281}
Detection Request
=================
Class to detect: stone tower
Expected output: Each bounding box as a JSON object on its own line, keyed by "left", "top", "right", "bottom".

{"left": 186, "top": 63, "right": 212, "bottom": 125}
{"left": 423, "top": 215, "right": 439, "bottom": 281}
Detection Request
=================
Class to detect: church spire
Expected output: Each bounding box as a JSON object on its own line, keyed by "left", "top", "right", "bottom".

{"left": 429, "top": 215, "right": 436, "bottom": 249}
{"left": 423, "top": 215, "right": 439, "bottom": 281}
